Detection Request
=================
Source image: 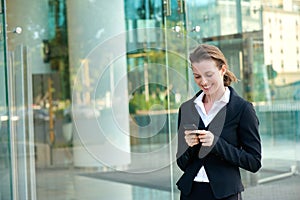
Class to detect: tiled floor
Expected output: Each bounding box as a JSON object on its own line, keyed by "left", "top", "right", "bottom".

{"left": 34, "top": 136, "right": 300, "bottom": 200}
{"left": 36, "top": 167, "right": 176, "bottom": 200}
{"left": 35, "top": 166, "right": 300, "bottom": 200}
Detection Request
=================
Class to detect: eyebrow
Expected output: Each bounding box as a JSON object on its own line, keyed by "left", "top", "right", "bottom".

{"left": 193, "top": 71, "right": 215, "bottom": 75}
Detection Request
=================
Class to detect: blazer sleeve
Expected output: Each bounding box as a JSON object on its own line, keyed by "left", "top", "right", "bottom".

{"left": 176, "top": 107, "right": 201, "bottom": 171}
{"left": 211, "top": 102, "right": 262, "bottom": 173}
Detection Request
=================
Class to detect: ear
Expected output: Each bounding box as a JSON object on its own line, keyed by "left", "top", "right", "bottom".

{"left": 220, "top": 65, "right": 227, "bottom": 75}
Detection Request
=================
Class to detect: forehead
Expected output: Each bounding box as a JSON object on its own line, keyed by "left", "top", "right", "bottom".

{"left": 191, "top": 60, "right": 217, "bottom": 73}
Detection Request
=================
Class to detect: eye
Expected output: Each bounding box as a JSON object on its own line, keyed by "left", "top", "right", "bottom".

{"left": 205, "top": 72, "right": 214, "bottom": 77}
{"left": 193, "top": 74, "right": 201, "bottom": 79}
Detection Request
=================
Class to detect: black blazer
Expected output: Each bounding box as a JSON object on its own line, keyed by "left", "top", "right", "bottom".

{"left": 176, "top": 86, "right": 262, "bottom": 199}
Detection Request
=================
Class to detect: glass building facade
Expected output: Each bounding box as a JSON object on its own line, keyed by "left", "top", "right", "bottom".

{"left": 0, "top": 0, "right": 300, "bottom": 199}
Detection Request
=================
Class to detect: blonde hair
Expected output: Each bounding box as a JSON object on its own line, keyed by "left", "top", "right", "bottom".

{"left": 189, "top": 44, "right": 238, "bottom": 86}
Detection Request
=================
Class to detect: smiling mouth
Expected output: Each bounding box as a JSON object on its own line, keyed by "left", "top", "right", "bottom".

{"left": 202, "top": 86, "right": 210, "bottom": 90}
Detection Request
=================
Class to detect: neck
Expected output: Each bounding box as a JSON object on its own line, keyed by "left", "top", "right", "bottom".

{"left": 203, "top": 87, "right": 226, "bottom": 104}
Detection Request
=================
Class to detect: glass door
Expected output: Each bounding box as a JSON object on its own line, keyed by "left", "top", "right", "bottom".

{"left": 183, "top": 0, "right": 258, "bottom": 188}
{"left": 0, "top": 0, "right": 36, "bottom": 199}
{"left": 0, "top": 1, "right": 13, "bottom": 199}
{"left": 162, "top": 1, "right": 200, "bottom": 199}
{"left": 8, "top": 45, "right": 37, "bottom": 200}
{"left": 124, "top": 0, "right": 196, "bottom": 199}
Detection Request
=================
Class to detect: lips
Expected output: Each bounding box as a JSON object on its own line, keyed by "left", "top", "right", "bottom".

{"left": 202, "top": 86, "right": 210, "bottom": 91}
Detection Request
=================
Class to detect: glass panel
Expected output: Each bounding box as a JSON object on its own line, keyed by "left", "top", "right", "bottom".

{"left": 184, "top": 0, "right": 300, "bottom": 199}
{"left": 163, "top": 1, "right": 199, "bottom": 199}
{"left": 5, "top": 0, "right": 300, "bottom": 200}
{"left": 255, "top": 1, "right": 300, "bottom": 187}
{"left": 8, "top": 45, "right": 36, "bottom": 199}
{"left": 0, "top": 0, "right": 13, "bottom": 199}
{"left": 0, "top": 55, "right": 12, "bottom": 200}
{"left": 186, "top": 0, "right": 262, "bottom": 40}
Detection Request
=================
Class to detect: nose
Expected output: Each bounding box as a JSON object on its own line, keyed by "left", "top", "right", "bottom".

{"left": 201, "top": 78, "right": 207, "bottom": 85}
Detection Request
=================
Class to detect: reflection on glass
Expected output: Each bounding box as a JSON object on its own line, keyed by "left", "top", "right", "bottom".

{"left": 0, "top": 19, "right": 12, "bottom": 200}
{"left": 0, "top": 0, "right": 12, "bottom": 197}
{"left": 2, "top": 0, "right": 300, "bottom": 199}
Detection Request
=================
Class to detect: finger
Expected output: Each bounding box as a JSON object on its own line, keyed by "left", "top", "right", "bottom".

{"left": 186, "top": 130, "right": 201, "bottom": 135}
{"left": 184, "top": 130, "right": 191, "bottom": 135}
{"left": 185, "top": 136, "right": 196, "bottom": 146}
{"left": 201, "top": 138, "right": 213, "bottom": 146}
{"left": 187, "top": 134, "right": 198, "bottom": 141}
{"left": 197, "top": 131, "right": 206, "bottom": 137}
{"left": 191, "top": 138, "right": 199, "bottom": 146}
{"left": 198, "top": 134, "right": 206, "bottom": 140}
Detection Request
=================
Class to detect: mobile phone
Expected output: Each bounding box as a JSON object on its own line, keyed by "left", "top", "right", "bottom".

{"left": 183, "top": 124, "right": 198, "bottom": 130}
{"left": 183, "top": 124, "right": 199, "bottom": 135}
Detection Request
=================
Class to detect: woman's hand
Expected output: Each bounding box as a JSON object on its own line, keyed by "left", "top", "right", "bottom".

{"left": 184, "top": 130, "right": 200, "bottom": 147}
{"left": 185, "top": 130, "right": 214, "bottom": 147}
{"left": 198, "top": 130, "right": 214, "bottom": 147}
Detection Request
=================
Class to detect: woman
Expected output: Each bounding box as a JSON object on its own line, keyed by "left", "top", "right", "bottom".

{"left": 176, "top": 44, "right": 262, "bottom": 200}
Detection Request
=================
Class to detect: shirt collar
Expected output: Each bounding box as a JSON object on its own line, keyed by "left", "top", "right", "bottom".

{"left": 194, "top": 86, "right": 230, "bottom": 105}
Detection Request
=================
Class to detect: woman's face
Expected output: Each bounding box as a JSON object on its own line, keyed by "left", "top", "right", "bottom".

{"left": 192, "top": 59, "right": 226, "bottom": 97}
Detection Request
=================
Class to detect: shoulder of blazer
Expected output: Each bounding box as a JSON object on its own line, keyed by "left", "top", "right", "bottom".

{"left": 227, "top": 86, "right": 250, "bottom": 111}
{"left": 180, "top": 90, "right": 202, "bottom": 108}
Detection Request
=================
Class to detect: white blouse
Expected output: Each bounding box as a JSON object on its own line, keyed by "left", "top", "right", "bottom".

{"left": 193, "top": 87, "right": 230, "bottom": 182}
